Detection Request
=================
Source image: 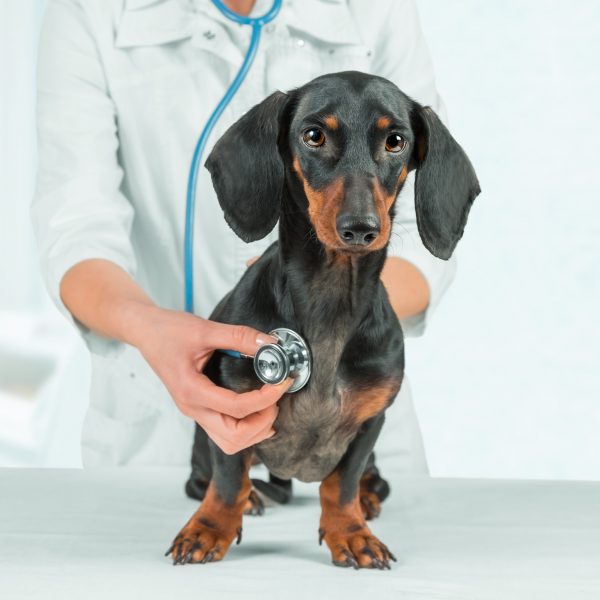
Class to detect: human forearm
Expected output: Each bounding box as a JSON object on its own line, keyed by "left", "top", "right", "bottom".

{"left": 381, "top": 256, "right": 430, "bottom": 320}
{"left": 59, "top": 258, "right": 291, "bottom": 454}
{"left": 59, "top": 258, "right": 157, "bottom": 347}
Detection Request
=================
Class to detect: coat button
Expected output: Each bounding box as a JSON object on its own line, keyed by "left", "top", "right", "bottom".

{"left": 297, "top": 38, "right": 305, "bottom": 47}
{"left": 203, "top": 30, "right": 216, "bottom": 40}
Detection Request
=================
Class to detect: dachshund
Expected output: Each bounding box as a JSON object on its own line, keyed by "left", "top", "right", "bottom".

{"left": 166, "top": 71, "right": 480, "bottom": 569}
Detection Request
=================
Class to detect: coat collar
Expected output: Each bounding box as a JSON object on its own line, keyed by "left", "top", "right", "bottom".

{"left": 115, "top": 0, "right": 363, "bottom": 59}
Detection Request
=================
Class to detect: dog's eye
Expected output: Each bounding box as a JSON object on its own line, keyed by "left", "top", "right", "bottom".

{"left": 302, "top": 128, "right": 326, "bottom": 148}
{"left": 385, "top": 134, "right": 407, "bottom": 153}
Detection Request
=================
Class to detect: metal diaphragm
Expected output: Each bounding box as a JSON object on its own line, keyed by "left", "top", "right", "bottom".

{"left": 253, "top": 328, "right": 311, "bottom": 393}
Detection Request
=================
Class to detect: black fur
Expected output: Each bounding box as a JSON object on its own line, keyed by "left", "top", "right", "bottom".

{"left": 412, "top": 107, "right": 481, "bottom": 259}
{"left": 206, "top": 91, "right": 288, "bottom": 242}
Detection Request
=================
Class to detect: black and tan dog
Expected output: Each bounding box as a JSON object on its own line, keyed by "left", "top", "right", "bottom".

{"left": 166, "top": 71, "right": 480, "bottom": 569}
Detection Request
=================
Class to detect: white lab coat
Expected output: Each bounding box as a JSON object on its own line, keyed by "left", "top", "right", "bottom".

{"left": 32, "top": 0, "right": 456, "bottom": 471}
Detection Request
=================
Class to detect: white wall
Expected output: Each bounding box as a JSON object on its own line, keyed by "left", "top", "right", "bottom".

{"left": 0, "top": 0, "right": 46, "bottom": 311}
{"left": 0, "top": 0, "right": 90, "bottom": 468}
{"left": 408, "top": 0, "right": 600, "bottom": 480}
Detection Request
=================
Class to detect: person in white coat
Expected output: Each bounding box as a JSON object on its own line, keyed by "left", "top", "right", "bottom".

{"left": 32, "top": 0, "right": 455, "bottom": 472}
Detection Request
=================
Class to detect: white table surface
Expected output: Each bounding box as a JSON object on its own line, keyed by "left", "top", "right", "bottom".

{"left": 1, "top": 467, "right": 599, "bottom": 600}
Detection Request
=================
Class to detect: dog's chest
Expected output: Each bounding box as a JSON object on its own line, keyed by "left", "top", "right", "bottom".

{"left": 255, "top": 330, "right": 361, "bottom": 482}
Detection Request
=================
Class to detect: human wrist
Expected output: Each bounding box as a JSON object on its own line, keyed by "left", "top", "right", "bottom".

{"left": 116, "top": 299, "right": 162, "bottom": 349}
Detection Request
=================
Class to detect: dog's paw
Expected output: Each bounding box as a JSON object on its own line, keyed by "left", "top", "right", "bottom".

{"left": 359, "top": 471, "right": 390, "bottom": 521}
{"left": 165, "top": 518, "right": 242, "bottom": 565}
{"left": 359, "top": 490, "right": 381, "bottom": 520}
{"left": 243, "top": 488, "right": 265, "bottom": 516}
{"left": 319, "top": 523, "right": 396, "bottom": 570}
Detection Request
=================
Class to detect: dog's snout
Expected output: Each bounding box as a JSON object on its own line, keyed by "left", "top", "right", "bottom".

{"left": 336, "top": 215, "right": 381, "bottom": 246}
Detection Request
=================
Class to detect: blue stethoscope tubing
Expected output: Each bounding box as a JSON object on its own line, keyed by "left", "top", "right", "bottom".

{"left": 183, "top": 0, "right": 283, "bottom": 317}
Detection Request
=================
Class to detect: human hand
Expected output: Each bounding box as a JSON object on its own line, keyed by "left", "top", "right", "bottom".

{"left": 131, "top": 306, "right": 291, "bottom": 454}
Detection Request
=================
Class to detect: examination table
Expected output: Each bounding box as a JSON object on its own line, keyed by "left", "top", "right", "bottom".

{"left": 1, "top": 467, "right": 599, "bottom": 600}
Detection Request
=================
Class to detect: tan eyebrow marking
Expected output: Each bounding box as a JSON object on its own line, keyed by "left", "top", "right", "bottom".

{"left": 376, "top": 116, "right": 392, "bottom": 129}
{"left": 323, "top": 115, "right": 339, "bottom": 130}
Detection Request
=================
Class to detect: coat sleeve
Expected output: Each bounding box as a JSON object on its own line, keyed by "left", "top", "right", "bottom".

{"left": 31, "top": 0, "right": 135, "bottom": 355}
{"left": 370, "top": 0, "right": 457, "bottom": 337}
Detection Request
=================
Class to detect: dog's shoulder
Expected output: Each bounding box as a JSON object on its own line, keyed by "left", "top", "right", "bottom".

{"left": 210, "top": 241, "right": 283, "bottom": 328}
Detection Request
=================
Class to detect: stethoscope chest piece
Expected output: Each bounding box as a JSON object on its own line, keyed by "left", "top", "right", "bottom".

{"left": 254, "top": 328, "right": 311, "bottom": 393}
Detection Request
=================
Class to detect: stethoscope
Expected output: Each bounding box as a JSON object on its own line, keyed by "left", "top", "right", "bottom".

{"left": 183, "top": 0, "right": 312, "bottom": 392}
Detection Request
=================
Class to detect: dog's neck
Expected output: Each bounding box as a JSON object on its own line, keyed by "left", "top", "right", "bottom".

{"left": 276, "top": 192, "right": 387, "bottom": 340}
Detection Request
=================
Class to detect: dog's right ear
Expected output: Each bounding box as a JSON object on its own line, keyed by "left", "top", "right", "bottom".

{"left": 205, "top": 91, "right": 289, "bottom": 243}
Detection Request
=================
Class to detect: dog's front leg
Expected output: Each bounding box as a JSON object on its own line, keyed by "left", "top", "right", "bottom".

{"left": 319, "top": 415, "right": 396, "bottom": 569}
{"left": 166, "top": 447, "right": 253, "bottom": 565}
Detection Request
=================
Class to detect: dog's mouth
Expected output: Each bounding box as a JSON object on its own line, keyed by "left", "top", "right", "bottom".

{"left": 327, "top": 239, "right": 387, "bottom": 256}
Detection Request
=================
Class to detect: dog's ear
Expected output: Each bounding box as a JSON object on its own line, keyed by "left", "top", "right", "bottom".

{"left": 411, "top": 105, "right": 481, "bottom": 260}
{"left": 205, "top": 91, "right": 289, "bottom": 242}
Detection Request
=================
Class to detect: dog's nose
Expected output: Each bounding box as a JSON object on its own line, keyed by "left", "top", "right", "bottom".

{"left": 336, "top": 215, "right": 380, "bottom": 246}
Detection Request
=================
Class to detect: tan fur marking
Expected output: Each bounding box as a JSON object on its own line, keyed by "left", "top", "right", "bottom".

{"left": 324, "top": 115, "right": 339, "bottom": 130}
{"left": 326, "top": 250, "right": 352, "bottom": 269}
{"left": 319, "top": 472, "right": 367, "bottom": 557}
{"left": 376, "top": 116, "right": 391, "bottom": 129}
{"left": 166, "top": 454, "right": 253, "bottom": 563}
{"left": 319, "top": 470, "right": 395, "bottom": 568}
{"left": 293, "top": 155, "right": 345, "bottom": 249}
{"left": 368, "top": 180, "right": 395, "bottom": 251}
{"left": 369, "top": 167, "right": 409, "bottom": 251}
{"left": 293, "top": 156, "right": 407, "bottom": 257}
{"left": 341, "top": 380, "right": 401, "bottom": 427}
{"left": 398, "top": 164, "right": 409, "bottom": 184}
{"left": 359, "top": 472, "right": 382, "bottom": 520}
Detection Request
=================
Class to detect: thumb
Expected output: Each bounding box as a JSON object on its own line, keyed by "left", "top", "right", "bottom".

{"left": 203, "top": 321, "right": 277, "bottom": 356}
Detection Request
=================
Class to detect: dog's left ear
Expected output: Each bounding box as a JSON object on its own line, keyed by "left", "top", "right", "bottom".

{"left": 411, "top": 105, "right": 481, "bottom": 260}
{"left": 205, "top": 91, "right": 289, "bottom": 242}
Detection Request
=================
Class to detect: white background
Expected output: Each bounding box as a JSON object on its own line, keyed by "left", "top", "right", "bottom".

{"left": 409, "top": 0, "right": 600, "bottom": 479}
{"left": 1, "top": 0, "right": 599, "bottom": 479}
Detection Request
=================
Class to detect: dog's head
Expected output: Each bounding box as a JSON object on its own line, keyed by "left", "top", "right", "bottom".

{"left": 206, "top": 71, "right": 480, "bottom": 260}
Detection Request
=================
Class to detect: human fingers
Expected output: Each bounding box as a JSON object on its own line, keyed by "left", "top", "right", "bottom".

{"left": 183, "top": 373, "right": 292, "bottom": 418}
{"left": 201, "top": 320, "right": 277, "bottom": 357}
{"left": 196, "top": 404, "right": 279, "bottom": 454}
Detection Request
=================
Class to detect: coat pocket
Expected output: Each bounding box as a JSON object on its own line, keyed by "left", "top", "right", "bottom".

{"left": 82, "top": 348, "right": 165, "bottom": 466}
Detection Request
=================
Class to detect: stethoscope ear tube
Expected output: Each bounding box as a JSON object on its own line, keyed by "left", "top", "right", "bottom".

{"left": 211, "top": 0, "right": 283, "bottom": 26}
{"left": 183, "top": 0, "right": 283, "bottom": 313}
